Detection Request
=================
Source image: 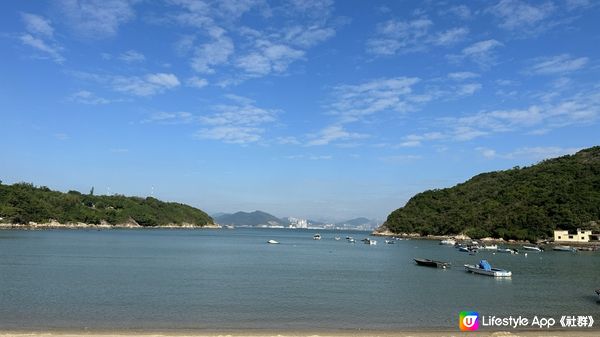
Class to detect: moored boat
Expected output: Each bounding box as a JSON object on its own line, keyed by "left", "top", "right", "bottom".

{"left": 267, "top": 239, "right": 279, "bottom": 244}
{"left": 385, "top": 239, "right": 395, "bottom": 244}
{"left": 414, "top": 258, "right": 450, "bottom": 269}
{"left": 464, "top": 260, "right": 512, "bottom": 277}
{"left": 523, "top": 245, "right": 543, "bottom": 252}
{"left": 482, "top": 244, "right": 498, "bottom": 250}
{"left": 553, "top": 245, "right": 577, "bottom": 252}
{"left": 313, "top": 233, "right": 321, "bottom": 240}
{"left": 497, "top": 247, "right": 518, "bottom": 254}
{"left": 440, "top": 239, "right": 456, "bottom": 245}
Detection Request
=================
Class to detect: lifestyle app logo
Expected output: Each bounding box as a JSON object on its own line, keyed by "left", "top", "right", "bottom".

{"left": 460, "top": 311, "right": 479, "bottom": 331}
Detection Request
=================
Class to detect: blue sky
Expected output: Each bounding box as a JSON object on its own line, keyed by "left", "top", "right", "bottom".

{"left": 1, "top": 0, "right": 599, "bottom": 222}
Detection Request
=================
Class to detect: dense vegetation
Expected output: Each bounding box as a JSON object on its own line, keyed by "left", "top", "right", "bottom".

{"left": 0, "top": 182, "right": 213, "bottom": 226}
{"left": 215, "top": 210, "right": 282, "bottom": 226}
{"left": 383, "top": 146, "right": 600, "bottom": 241}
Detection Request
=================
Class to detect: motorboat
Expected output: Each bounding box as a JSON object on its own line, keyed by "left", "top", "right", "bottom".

{"left": 440, "top": 239, "right": 456, "bottom": 245}
{"left": 362, "top": 238, "right": 377, "bottom": 245}
{"left": 553, "top": 245, "right": 577, "bottom": 252}
{"left": 482, "top": 244, "right": 498, "bottom": 250}
{"left": 267, "top": 239, "right": 279, "bottom": 244}
{"left": 414, "top": 258, "right": 450, "bottom": 269}
{"left": 334, "top": 237, "right": 341, "bottom": 241}
{"left": 385, "top": 239, "right": 395, "bottom": 244}
{"left": 497, "top": 247, "right": 518, "bottom": 254}
{"left": 464, "top": 260, "right": 512, "bottom": 277}
{"left": 522, "top": 245, "right": 543, "bottom": 252}
{"left": 313, "top": 233, "right": 321, "bottom": 240}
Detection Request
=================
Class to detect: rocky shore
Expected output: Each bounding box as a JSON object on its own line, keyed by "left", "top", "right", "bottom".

{"left": 0, "top": 219, "right": 221, "bottom": 230}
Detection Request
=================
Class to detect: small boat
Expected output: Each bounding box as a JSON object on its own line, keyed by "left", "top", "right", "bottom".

{"left": 523, "top": 245, "right": 543, "bottom": 252}
{"left": 267, "top": 239, "right": 279, "bottom": 244}
{"left": 414, "top": 258, "right": 450, "bottom": 269}
{"left": 577, "top": 246, "right": 595, "bottom": 251}
{"left": 440, "top": 239, "right": 456, "bottom": 245}
{"left": 553, "top": 245, "right": 577, "bottom": 252}
{"left": 497, "top": 247, "right": 518, "bottom": 254}
{"left": 313, "top": 233, "right": 321, "bottom": 240}
{"left": 362, "top": 238, "right": 377, "bottom": 245}
{"left": 464, "top": 260, "right": 512, "bottom": 277}
{"left": 334, "top": 237, "right": 341, "bottom": 241}
{"left": 385, "top": 239, "right": 395, "bottom": 244}
{"left": 482, "top": 244, "right": 498, "bottom": 250}
{"left": 347, "top": 238, "right": 355, "bottom": 243}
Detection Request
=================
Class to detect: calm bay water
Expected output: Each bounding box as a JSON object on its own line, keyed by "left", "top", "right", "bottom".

{"left": 0, "top": 228, "right": 598, "bottom": 330}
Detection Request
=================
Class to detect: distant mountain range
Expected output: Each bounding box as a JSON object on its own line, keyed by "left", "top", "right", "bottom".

{"left": 214, "top": 211, "right": 376, "bottom": 229}
{"left": 214, "top": 211, "right": 283, "bottom": 227}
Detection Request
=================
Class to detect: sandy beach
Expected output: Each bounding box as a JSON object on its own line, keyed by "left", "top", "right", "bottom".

{"left": 1, "top": 330, "right": 599, "bottom": 337}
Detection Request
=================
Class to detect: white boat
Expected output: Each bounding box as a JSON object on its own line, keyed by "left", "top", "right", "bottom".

{"left": 440, "top": 239, "right": 456, "bottom": 245}
{"left": 362, "top": 238, "right": 377, "bottom": 245}
{"left": 267, "top": 239, "right": 279, "bottom": 244}
{"left": 385, "top": 239, "right": 395, "bottom": 244}
{"left": 553, "top": 245, "right": 576, "bottom": 252}
{"left": 522, "top": 245, "right": 543, "bottom": 252}
{"left": 497, "top": 247, "right": 518, "bottom": 254}
{"left": 313, "top": 234, "right": 321, "bottom": 240}
{"left": 347, "top": 238, "right": 355, "bottom": 243}
{"left": 482, "top": 244, "right": 498, "bottom": 250}
{"left": 464, "top": 260, "right": 512, "bottom": 277}
{"left": 334, "top": 237, "right": 341, "bottom": 241}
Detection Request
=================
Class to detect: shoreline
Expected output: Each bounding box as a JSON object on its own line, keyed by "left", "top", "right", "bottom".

{"left": 2, "top": 329, "right": 600, "bottom": 337}
{"left": 0, "top": 222, "right": 221, "bottom": 230}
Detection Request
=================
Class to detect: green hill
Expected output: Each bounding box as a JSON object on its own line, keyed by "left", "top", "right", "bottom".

{"left": 382, "top": 146, "right": 600, "bottom": 241}
{"left": 215, "top": 210, "right": 282, "bottom": 227}
{"left": 0, "top": 182, "right": 213, "bottom": 227}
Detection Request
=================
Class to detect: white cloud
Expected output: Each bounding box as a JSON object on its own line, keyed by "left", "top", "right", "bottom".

{"left": 191, "top": 36, "right": 234, "bottom": 73}
{"left": 450, "top": 39, "right": 503, "bottom": 67}
{"left": 528, "top": 54, "right": 589, "bottom": 75}
{"left": 21, "top": 13, "right": 54, "bottom": 37}
{"left": 118, "top": 50, "right": 145, "bottom": 62}
{"left": 306, "top": 125, "right": 368, "bottom": 146}
{"left": 367, "top": 18, "right": 468, "bottom": 55}
{"left": 69, "top": 90, "right": 112, "bottom": 104}
{"left": 457, "top": 83, "right": 482, "bottom": 96}
{"left": 329, "top": 77, "right": 421, "bottom": 123}
{"left": 196, "top": 96, "right": 278, "bottom": 144}
{"left": 433, "top": 27, "right": 469, "bottom": 46}
{"left": 19, "top": 34, "right": 64, "bottom": 63}
{"left": 284, "top": 25, "right": 336, "bottom": 48}
{"left": 235, "top": 41, "right": 304, "bottom": 76}
{"left": 477, "top": 146, "right": 580, "bottom": 161}
{"left": 187, "top": 76, "right": 208, "bottom": 89}
{"left": 143, "top": 111, "right": 195, "bottom": 124}
{"left": 112, "top": 73, "right": 180, "bottom": 96}
{"left": 59, "top": 0, "right": 135, "bottom": 38}
{"left": 488, "top": 0, "right": 555, "bottom": 31}
{"left": 448, "top": 72, "right": 480, "bottom": 80}
{"left": 446, "top": 5, "right": 472, "bottom": 20}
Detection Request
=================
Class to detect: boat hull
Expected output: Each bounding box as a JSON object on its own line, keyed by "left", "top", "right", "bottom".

{"left": 414, "top": 258, "right": 450, "bottom": 268}
{"left": 464, "top": 264, "right": 512, "bottom": 277}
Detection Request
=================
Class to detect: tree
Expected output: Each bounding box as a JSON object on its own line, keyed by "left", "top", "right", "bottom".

{"left": 90, "top": 186, "right": 94, "bottom": 196}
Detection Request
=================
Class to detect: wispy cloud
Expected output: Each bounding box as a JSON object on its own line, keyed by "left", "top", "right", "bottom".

{"left": 488, "top": 0, "right": 555, "bottom": 33}
{"left": 367, "top": 18, "right": 468, "bottom": 56}
{"left": 19, "top": 13, "right": 63, "bottom": 63}
{"left": 191, "top": 35, "right": 234, "bottom": 74}
{"left": 306, "top": 125, "right": 369, "bottom": 146}
{"left": 477, "top": 146, "right": 580, "bottom": 161}
{"left": 69, "top": 90, "right": 113, "bottom": 104}
{"left": 449, "top": 39, "right": 503, "bottom": 68}
{"left": 143, "top": 111, "right": 195, "bottom": 124}
{"left": 58, "top": 0, "right": 136, "bottom": 38}
{"left": 112, "top": 73, "right": 180, "bottom": 96}
{"left": 528, "top": 54, "right": 589, "bottom": 75}
{"left": 118, "top": 50, "right": 145, "bottom": 62}
{"left": 195, "top": 95, "right": 278, "bottom": 144}
{"left": 186, "top": 76, "right": 208, "bottom": 89}
{"left": 448, "top": 72, "right": 480, "bottom": 80}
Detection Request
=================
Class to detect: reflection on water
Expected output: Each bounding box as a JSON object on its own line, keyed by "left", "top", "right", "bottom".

{"left": 0, "top": 228, "right": 598, "bottom": 330}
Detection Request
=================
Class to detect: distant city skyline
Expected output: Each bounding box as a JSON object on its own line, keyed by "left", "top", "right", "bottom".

{"left": 1, "top": 1, "right": 599, "bottom": 222}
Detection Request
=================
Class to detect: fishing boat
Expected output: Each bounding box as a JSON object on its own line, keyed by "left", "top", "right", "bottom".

{"left": 497, "top": 247, "right": 518, "bottom": 254}
{"left": 414, "top": 258, "right": 450, "bottom": 269}
{"left": 522, "top": 245, "right": 543, "bottom": 252}
{"left": 553, "top": 245, "right": 577, "bottom": 252}
{"left": 464, "top": 260, "right": 512, "bottom": 277}
{"left": 313, "top": 233, "right": 321, "bottom": 240}
{"left": 267, "top": 239, "right": 279, "bottom": 244}
{"left": 440, "top": 239, "right": 456, "bottom": 245}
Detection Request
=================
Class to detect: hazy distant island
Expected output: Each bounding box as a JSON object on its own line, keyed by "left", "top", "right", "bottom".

{"left": 0, "top": 182, "right": 215, "bottom": 229}
{"left": 376, "top": 146, "right": 600, "bottom": 242}
{"left": 214, "top": 210, "right": 379, "bottom": 230}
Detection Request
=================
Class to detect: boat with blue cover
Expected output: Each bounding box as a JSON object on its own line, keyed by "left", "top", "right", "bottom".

{"left": 464, "top": 260, "right": 512, "bottom": 277}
